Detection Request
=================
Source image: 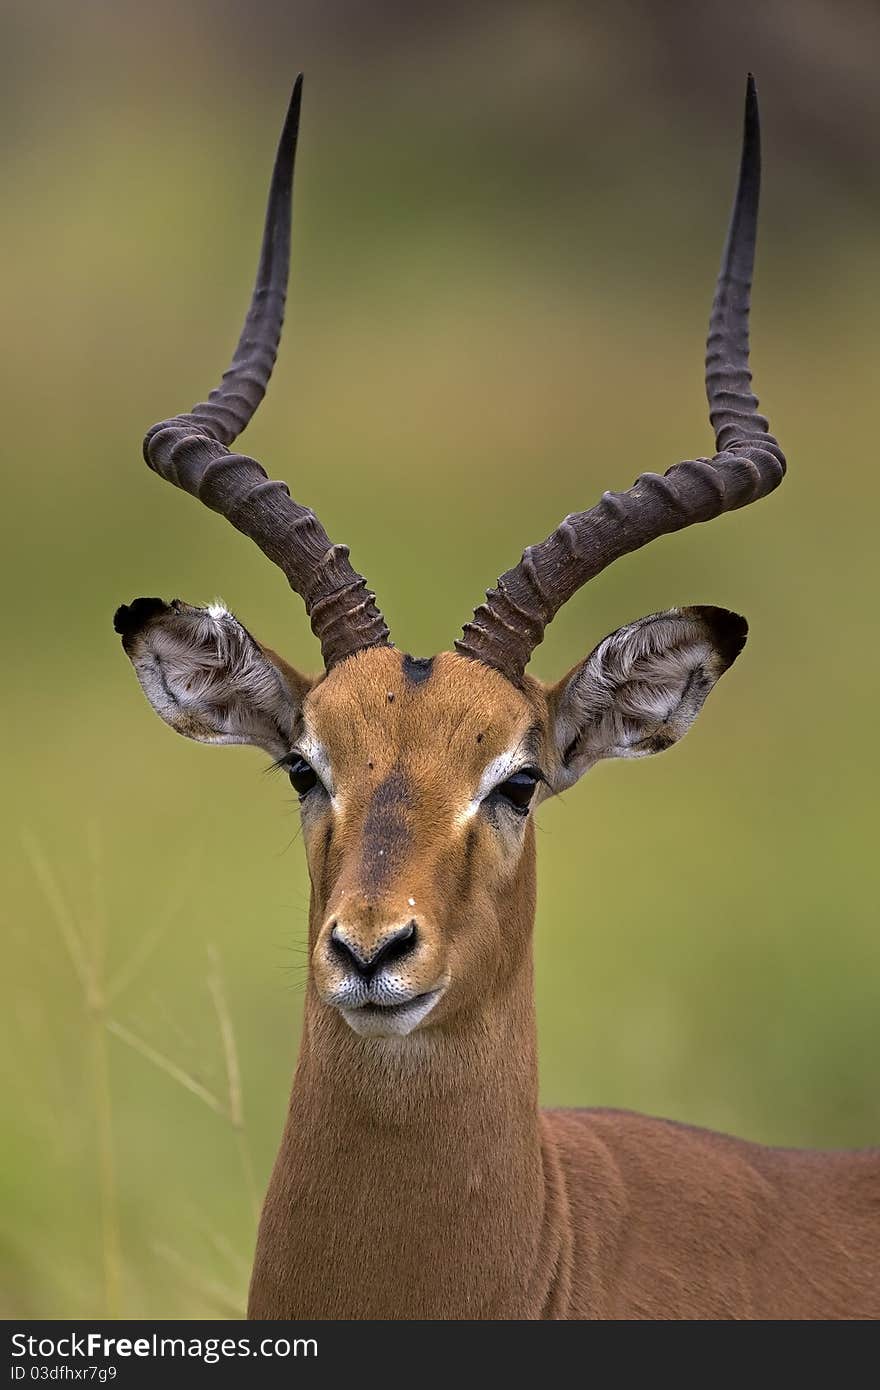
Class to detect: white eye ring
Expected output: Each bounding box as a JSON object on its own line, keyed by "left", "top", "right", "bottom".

{"left": 486, "top": 767, "right": 541, "bottom": 815}
{"left": 290, "top": 734, "right": 335, "bottom": 801}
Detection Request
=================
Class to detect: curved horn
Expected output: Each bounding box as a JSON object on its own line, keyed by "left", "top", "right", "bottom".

{"left": 455, "top": 75, "right": 785, "bottom": 685}
{"left": 143, "top": 76, "right": 390, "bottom": 670}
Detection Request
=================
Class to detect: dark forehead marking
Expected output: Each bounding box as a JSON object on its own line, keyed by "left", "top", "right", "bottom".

{"left": 401, "top": 654, "right": 434, "bottom": 686}
{"left": 361, "top": 767, "right": 412, "bottom": 892}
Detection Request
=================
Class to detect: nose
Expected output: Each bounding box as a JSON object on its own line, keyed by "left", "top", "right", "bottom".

{"left": 329, "top": 920, "right": 418, "bottom": 979}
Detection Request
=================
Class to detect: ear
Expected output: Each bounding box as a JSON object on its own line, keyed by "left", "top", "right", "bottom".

{"left": 547, "top": 606, "right": 748, "bottom": 791}
{"left": 113, "top": 597, "right": 312, "bottom": 759}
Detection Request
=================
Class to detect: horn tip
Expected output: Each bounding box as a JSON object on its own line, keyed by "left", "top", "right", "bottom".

{"left": 278, "top": 74, "right": 304, "bottom": 150}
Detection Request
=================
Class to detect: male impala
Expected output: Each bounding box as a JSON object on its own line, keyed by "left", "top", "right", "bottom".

{"left": 115, "top": 76, "right": 879, "bottom": 1319}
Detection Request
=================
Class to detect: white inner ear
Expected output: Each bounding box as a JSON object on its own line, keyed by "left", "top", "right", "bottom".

{"left": 126, "top": 603, "right": 298, "bottom": 758}
{"left": 553, "top": 609, "right": 725, "bottom": 786}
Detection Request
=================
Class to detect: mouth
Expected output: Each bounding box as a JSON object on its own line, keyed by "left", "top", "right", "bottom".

{"left": 339, "top": 987, "right": 444, "bottom": 1038}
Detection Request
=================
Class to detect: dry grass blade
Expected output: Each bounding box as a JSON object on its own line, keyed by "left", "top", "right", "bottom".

{"left": 207, "top": 946, "right": 243, "bottom": 1129}
{"left": 151, "top": 1242, "right": 245, "bottom": 1318}
{"left": 91, "top": 1015, "right": 122, "bottom": 1318}
{"left": 105, "top": 918, "right": 174, "bottom": 1007}
{"left": 25, "top": 832, "right": 258, "bottom": 1314}
{"left": 24, "top": 829, "right": 123, "bottom": 1317}
{"left": 22, "top": 831, "right": 90, "bottom": 992}
{"left": 207, "top": 944, "right": 258, "bottom": 1220}
{"left": 86, "top": 820, "right": 107, "bottom": 981}
{"left": 182, "top": 1202, "right": 251, "bottom": 1279}
{"left": 106, "top": 1019, "right": 226, "bottom": 1117}
{"left": 106, "top": 848, "right": 203, "bottom": 1005}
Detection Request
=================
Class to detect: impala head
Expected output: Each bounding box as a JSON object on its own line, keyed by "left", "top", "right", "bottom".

{"left": 116, "top": 75, "right": 784, "bottom": 1039}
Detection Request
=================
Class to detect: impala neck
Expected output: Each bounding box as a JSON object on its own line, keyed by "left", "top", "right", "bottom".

{"left": 249, "top": 870, "right": 570, "bottom": 1318}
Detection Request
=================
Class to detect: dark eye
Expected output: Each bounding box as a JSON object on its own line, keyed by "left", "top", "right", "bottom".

{"left": 287, "top": 756, "right": 319, "bottom": 797}
{"left": 492, "top": 768, "right": 541, "bottom": 815}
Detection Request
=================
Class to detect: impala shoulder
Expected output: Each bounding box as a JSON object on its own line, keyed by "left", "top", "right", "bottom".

{"left": 550, "top": 1107, "right": 778, "bottom": 1214}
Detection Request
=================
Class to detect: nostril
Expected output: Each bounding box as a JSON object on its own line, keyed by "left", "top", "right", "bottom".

{"left": 328, "top": 920, "right": 418, "bottom": 978}
{"left": 329, "top": 923, "right": 363, "bottom": 971}
{"left": 375, "top": 920, "right": 417, "bottom": 970}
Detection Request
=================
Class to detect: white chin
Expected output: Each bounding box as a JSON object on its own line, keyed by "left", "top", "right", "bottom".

{"left": 340, "top": 990, "right": 442, "bottom": 1038}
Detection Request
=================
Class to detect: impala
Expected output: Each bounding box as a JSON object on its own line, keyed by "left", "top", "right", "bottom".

{"left": 114, "top": 75, "right": 879, "bottom": 1319}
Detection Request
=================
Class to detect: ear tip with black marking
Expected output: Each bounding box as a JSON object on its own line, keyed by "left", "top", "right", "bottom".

{"left": 113, "top": 596, "right": 169, "bottom": 637}
{"left": 690, "top": 605, "right": 749, "bottom": 667}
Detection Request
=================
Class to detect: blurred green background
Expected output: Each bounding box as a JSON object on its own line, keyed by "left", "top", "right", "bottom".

{"left": 3, "top": 0, "right": 878, "bottom": 1318}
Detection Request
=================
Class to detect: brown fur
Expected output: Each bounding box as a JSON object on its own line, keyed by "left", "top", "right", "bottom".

{"left": 246, "top": 646, "right": 880, "bottom": 1320}
{"left": 116, "top": 606, "right": 879, "bottom": 1319}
